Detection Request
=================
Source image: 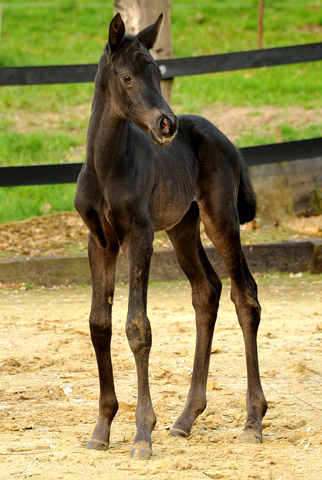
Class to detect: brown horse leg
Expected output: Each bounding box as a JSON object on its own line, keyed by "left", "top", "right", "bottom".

{"left": 86, "top": 232, "right": 120, "bottom": 450}
{"left": 166, "top": 203, "right": 222, "bottom": 437}
{"left": 123, "top": 225, "right": 156, "bottom": 460}
{"left": 200, "top": 197, "right": 267, "bottom": 443}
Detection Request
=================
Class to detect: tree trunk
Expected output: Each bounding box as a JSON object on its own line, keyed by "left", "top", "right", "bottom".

{"left": 113, "top": 0, "right": 173, "bottom": 104}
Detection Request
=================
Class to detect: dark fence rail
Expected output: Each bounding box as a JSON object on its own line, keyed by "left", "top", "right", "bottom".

{"left": 0, "top": 42, "right": 322, "bottom": 187}
{"left": 1, "top": 138, "right": 322, "bottom": 188}
{"left": 1, "top": 42, "right": 322, "bottom": 86}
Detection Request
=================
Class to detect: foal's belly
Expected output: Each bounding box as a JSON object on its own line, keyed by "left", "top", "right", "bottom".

{"left": 149, "top": 185, "right": 195, "bottom": 232}
{"left": 148, "top": 145, "right": 197, "bottom": 232}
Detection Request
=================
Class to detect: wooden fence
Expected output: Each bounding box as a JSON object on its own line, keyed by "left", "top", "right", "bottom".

{"left": 0, "top": 42, "right": 322, "bottom": 187}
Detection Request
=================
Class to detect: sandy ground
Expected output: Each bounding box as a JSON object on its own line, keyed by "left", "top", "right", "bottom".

{"left": 0, "top": 278, "right": 322, "bottom": 480}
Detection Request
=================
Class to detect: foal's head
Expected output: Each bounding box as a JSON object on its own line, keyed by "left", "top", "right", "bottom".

{"left": 104, "top": 13, "right": 178, "bottom": 146}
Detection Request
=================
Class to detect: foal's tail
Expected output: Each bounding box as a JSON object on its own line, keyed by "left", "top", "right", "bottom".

{"left": 237, "top": 151, "right": 257, "bottom": 225}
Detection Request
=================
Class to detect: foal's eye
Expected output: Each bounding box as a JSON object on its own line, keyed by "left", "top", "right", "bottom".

{"left": 121, "top": 75, "right": 132, "bottom": 84}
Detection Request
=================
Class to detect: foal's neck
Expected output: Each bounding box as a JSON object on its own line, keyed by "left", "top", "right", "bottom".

{"left": 86, "top": 57, "right": 130, "bottom": 175}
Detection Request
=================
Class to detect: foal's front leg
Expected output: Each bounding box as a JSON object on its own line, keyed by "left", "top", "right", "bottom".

{"left": 124, "top": 225, "right": 156, "bottom": 459}
{"left": 86, "top": 233, "right": 120, "bottom": 451}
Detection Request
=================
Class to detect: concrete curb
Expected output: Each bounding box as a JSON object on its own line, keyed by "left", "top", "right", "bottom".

{"left": 0, "top": 240, "right": 321, "bottom": 287}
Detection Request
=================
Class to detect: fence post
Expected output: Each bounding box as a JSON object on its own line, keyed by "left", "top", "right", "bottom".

{"left": 258, "top": 0, "right": 265, "bottom": 49}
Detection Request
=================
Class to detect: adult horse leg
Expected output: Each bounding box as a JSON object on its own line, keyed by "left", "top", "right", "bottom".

{"left": 166, "top": 202, "right": 222, "bottom": 437}
{"left": 86, "top": 231, "right": 120, "bottom": 450}
{"left": 199, "top": 187, "right": 267, "bottom": 443}
{"left": 123, "top": 223, "right": 156, "bottom": 459}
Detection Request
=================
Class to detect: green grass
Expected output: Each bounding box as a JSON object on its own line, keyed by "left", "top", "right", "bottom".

{"left": 0, "top": 131, "right": 81, "bottom": 165}
{"left": 0, "top": 0, "right": 322, "bottom": 224}
{"left": 238, "top": 122, "right": 322, "bottom": 147}
{"left": 0, "top": 184, "right": 77, "bottom": 224}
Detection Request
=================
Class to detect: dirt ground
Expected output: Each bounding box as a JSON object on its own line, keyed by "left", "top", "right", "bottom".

{"left": 1, "top": 213, "right": 322, "bottom": 259}
{"left": 0, "top": 278, "right": 322, "bottom": 479}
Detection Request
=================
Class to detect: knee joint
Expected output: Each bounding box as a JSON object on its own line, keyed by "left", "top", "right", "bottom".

{"left": 126, "top": 313, "right": 152, "bottom": 354}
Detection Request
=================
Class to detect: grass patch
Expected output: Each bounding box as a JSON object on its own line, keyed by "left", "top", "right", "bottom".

{"left": 0, "top": 84, "right": 93, "bottom": 112}
{"left": 0, "top": 131, "right": 82, "bottom": 166}
{"left": 237, "top": 122, "right": 322, "bottom": 147}
{"left": 0, "top": 184, "right": 76, "bottom": 224}
{"left": 172, "top": 63, "right": 322, "bottom": 111}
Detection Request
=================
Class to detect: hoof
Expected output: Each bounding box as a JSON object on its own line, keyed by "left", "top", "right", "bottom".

{"left": 241, "top": 429, "right": 262, "bottom": 444}
{"left": 170, "top": 426, "right": 190, "bottom": 438}
{"left": 130, "top": 441, "right": 151, "bottom": 460}
{"left": 86, "top": 439, "right": 109, "bottom": 451}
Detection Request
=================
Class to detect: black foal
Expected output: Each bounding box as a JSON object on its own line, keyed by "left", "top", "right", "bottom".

{"left": 74, "top": 13, "right": 267, "bottom": 459}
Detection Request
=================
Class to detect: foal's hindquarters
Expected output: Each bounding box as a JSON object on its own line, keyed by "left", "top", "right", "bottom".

{"left": 164, "top": 117, "right": 268, "bottom": 447}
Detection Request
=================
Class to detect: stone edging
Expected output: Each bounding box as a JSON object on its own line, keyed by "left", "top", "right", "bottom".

{"left": 0, "top": 240, "right": 321, "bottom": 287}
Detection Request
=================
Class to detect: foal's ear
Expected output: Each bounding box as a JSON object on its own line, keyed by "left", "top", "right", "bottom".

{"left": 137, "top": 14, "right": 163, "bottom": 50}
{"left": 109, "top": 13, "right": 125, "bottom": 53}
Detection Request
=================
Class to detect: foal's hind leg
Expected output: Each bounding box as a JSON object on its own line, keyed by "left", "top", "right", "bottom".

{"left": 166, "top": 202, "right": 222, "bottom": 438}
{"left": 86, "top": 232, "right": 120, "bottom": 451}
{"left": 199, "top": 193, "right": 267, "bottom": 443}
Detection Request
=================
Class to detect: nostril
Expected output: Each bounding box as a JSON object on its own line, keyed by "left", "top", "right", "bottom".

{"left": 159, "top": 116, "right": 171, "bottom": 134}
